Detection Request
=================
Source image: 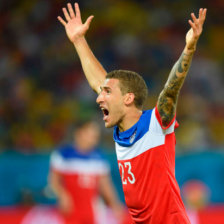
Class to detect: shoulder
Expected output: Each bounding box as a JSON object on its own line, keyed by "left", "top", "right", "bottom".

{"left": 56, "top": 144, "right": 76, "bottom": 158}
{"left": 50, "top": 144, "right": 76, "bottom": 162}
{"left": 149, "top": 106, "right": 178, "bottom": 134}
{"left": 89, "top": 148, "right": 108, "bottom": 163}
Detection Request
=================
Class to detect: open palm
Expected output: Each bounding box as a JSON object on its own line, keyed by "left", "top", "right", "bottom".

{"left": 58, "top": 3, "right": 94, "bottom": 43}
{"left": 186, "top": 8, "right": 207, "bottom": 49}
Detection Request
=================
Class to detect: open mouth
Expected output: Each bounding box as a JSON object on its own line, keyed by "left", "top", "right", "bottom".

{"left": 101, "top": 108, "right": 109, "bottom": 121}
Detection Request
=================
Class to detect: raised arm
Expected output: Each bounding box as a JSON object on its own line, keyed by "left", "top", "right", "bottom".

{"left": 58, "top": 3, "right": 107, "bottom": 94}
{"left": 157, "top": 8, "right": 207, "bottom": 127}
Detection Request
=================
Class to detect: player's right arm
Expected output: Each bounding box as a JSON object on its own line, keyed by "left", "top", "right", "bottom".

{"left": 49, "top": 170, "right": 74, "bottom": 214}
{"left": 58, "top": 3, "right": 106, "bottom": 94}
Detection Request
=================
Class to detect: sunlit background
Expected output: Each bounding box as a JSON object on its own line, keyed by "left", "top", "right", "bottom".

{"left": 0, "top": 0, "right": 223, "bottom": 223}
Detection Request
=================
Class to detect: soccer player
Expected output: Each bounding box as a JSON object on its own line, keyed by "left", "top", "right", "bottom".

{"left": 57, "top": 3, "right": 207, "bottom": 223}
{"left": 49, "top": 120, "right": 125, "bottom": 224}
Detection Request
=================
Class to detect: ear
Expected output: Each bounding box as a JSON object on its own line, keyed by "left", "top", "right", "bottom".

{"left": 124, "top": 93, "right": 135, "bottom": 106}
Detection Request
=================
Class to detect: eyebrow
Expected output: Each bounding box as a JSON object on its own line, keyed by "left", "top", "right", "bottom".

{"left": 100, "top": 86, "right": 111, "bottom": 92}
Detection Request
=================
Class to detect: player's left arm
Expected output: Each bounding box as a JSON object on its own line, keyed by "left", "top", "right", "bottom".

{"left": 157, "top": 8, "right": 207, "bottom": 127}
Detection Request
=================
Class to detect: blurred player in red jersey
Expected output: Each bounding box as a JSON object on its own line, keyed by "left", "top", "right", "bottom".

{"left": 49, "top": 120, "right": 130, "bottom": 224}
{"left": 57, "top": 3, "right": 207, "bottom": 223}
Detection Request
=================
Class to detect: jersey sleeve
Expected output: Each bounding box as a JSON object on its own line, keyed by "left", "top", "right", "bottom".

{"left": 149, "top": 105, "right": 179, "bottom": 135}
{"left": 49, "top": 151, "right": 63, "bottom": 173}
{"left": 95, "top": 153, "right": 111, "bottom": 176}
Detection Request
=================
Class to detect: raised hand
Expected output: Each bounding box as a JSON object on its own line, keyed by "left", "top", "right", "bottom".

{"left": 186, "top": 8, "right": 207, "bottom": 49}
{"left": 58, "top": 3, "right": 94, "bottom": 43}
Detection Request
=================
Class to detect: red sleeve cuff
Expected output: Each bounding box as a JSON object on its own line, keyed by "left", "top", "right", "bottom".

{"left": 155, "top": 104, "right": 178, "bottom": 130}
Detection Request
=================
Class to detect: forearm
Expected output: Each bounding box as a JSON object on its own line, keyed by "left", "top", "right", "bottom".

{"left": 51, "top": 182, "right": 67, "bottom": 198}
{"left": 49, "top": 172, "right": 68, "bottom": 199}
{"left": 164, "top": 45, "right": 195, "bottom": 98}
{"left": 73, "top": 37, "right": 107, "bottom": 94}
{"left": 158, "top": 44, "right": 196, "bottom": 126}
{"left": 99, "top": 175, "right": 121, "bottom": 208}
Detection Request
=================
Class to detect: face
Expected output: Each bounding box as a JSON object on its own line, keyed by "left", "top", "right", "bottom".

{"left": 96, "top": 79, "right": 126, "bottom": 128}
{"left": 75, "top": 122, "right": 100, "bottom": 152}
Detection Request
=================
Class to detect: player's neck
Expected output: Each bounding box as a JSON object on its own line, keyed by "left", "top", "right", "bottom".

{"left": 118, "top": 109, "right": 142, "bottom": 132}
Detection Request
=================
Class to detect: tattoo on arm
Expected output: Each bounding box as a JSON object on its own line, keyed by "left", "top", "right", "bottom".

{"left": 158, "top": 50, "right": 194, "bottom": 127}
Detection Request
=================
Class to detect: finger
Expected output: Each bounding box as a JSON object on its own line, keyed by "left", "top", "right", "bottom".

{"left": 67, "top": 3, "right": 75, "bottom": 18}
{"left": 191, "top": 13, "right": 198, "bottom": 23}
{"left": 84, "top": 15, "right": 94, "bottom": 28}
{"left": 202, "top": 8, "right": 207, "bottom": 22}
{"left": 199, "top": 8, "right": 203, "bottom": 19}
{"left": 62, "top": 7, "right": 71, "bottom": 22}
{"left": 188, "top": 20, "right": 197, "bottom": 32}
{"left": 198, "top": 8, "right": 207, "bottom": 26}
{"left": 75, "top": 3, "right": 81, "bottom": 18}
{"left": 57, "top": 16, "right": 67, "bottom": 26}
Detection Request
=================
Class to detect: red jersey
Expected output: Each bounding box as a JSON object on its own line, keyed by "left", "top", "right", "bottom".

{"left": 113, "top": 106, "right": 190, "bottom": 224}
{"left": 50, "top": 145, "right": 110, "bottom": 224}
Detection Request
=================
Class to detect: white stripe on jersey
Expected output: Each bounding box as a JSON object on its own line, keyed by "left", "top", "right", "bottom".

{"left": 116, "top": 108, "right": 176, "bottom": 160}
{"left": 50, "top": 152, "right": 110, "bottom": 175}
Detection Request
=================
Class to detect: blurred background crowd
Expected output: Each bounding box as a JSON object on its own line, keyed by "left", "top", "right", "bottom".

{"left": 0, "top": 0, "right": 223, "bottom": 152}
{"left": 0, "top": 0, "right": 223, "bottom": 223}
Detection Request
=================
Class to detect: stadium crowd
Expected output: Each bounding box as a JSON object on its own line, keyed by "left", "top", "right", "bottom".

{"left": 0, "top": 0, "right": 223, "bottom": 153}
